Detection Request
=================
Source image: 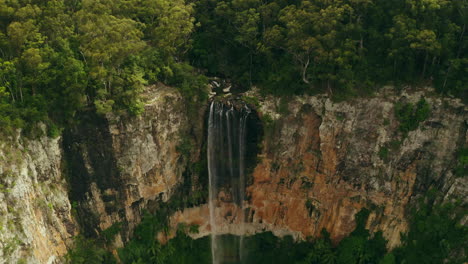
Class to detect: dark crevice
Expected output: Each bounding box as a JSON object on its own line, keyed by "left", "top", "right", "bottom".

{"left": 62, "top": 111, "right": 121, "bottom": 238}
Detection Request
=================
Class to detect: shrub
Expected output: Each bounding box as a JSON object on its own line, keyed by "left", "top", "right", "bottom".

{"left": 454, "top": 148, "right": 468, "bottom": 178}
{"left": 394, "top": 97, "right": 431, "bottom": 135}
{"left": 65, "top": 236, "right": 116, "bottom": 264}
{"left": 242, "top": 95, "right": 260, "bottom": 108}
{"left": 378, "top": 147, "right": 389, "bottom": 161}
{"left": 393, "top": 193, "right": 468, "bottom": 264}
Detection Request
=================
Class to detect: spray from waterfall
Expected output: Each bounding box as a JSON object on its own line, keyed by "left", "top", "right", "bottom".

{"left": 207, "top": 100, "right": 250, "bottom": 264}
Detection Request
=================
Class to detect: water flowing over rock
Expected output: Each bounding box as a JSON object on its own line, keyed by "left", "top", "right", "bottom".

{"left": 207, "top": 100, "right": 251, "bottom": 264}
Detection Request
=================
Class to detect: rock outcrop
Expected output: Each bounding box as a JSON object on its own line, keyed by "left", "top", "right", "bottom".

{"left": 0, "top": 85, "right": 200, "bottom": 263}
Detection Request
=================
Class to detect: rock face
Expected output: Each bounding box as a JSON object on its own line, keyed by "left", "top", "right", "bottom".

{"left": 0, "top": 85, "right": 200, "bottom": 263}
{"left": 63, "top": 85, "right": 197, "bottom": 247}
{"left": 0, "top": 126, "right": 76, "bottom": 264}
{"left": 0, "top": 85, "right": 466, "bottom": 262}
{"left": 246, "top": 87, "right": 467, "bottom": 248}
{"left": 172, "top": 87, "right": 467, "bottom": 249}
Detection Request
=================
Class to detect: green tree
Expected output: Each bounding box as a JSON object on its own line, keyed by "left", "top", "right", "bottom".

{"left": 76, "top": 2, "right": 146, "bottom": 114}
{"left": 393, "top": 195, "right": 468, "bottom": 264}
{"left": 264, "top": 1, "right": 320, "bottom": 85}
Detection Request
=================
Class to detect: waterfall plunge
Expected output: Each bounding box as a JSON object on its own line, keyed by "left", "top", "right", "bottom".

{"left": 207, "top": 101, "right": 250, "bottom": 264}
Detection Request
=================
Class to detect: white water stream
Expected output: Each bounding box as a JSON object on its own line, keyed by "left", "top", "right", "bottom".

{"left": 207, "top": 101, "right": 250, "bottom": 264}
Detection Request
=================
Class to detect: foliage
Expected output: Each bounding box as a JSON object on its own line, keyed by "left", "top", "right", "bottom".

{"left": 1, "top": 0, "right": 466, "bottom": 136}
{"left": 393, "top": 192, "right": 468, "bottom": 264}
{"left": 176, "top": 136, "right": 193, "bottom": 159}
{"left": 0, "top": 0, "right": 201, "bottom": 136}
{"left": 379, "top": 147, "right": 389, "bottom": 161}
{"left": 117, "top": 213, "right": 207, "bottom": 264}
{"left": 242, "top": 95, "right": 260, "bottom": 108}
{"left": 394, "top": 97, "right": 431, "bottom": 135}
{"left": 191, "top": 0, "right": 467, "bottom": 99}
{"left": 277, "top": 96, "right": 290, "bottom": 115}
{"left": 260, "top": 112, "right": 278, "bottom": 148}
{"left": 116, "top": 209, "right": 384, "bottom": 263}
{"left": 65, "top": 236, "right": 116, "bottom": 264}
{"left": 166, "top": 62, "right": 208, "bottom": 109}
{"left": 46, "top": 121, "right": 61, "bottom": 138}
{"left": 454, "top": 147, "right": 468, "bottom": 178}
{"left": 66, "top": 194, "right": 466, "bottom": 264}
{"left": 101, "top": 222, "right": 122, "bottom": 245}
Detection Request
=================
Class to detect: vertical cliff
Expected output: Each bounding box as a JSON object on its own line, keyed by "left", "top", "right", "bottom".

{"left": 1, "top": 85, "right": 466, "bottom": 262}
{"left": 63, "top": 85, "right": 204, "bottom": 248}
{"left": 0, "top": 126, "right": 76, "bottom": 264}
{"left": 245, "top": 87, "right": 467, "bottom": 248}
{"left": 0, "top": 85, "right": 203, "bottom": 263}
{"left": 171, "top": 87, "right": 467, "bottom": 249}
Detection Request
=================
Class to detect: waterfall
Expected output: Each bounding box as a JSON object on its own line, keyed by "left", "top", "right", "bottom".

{"left": 207, "top": 100, "right": 250, "bottom": 264}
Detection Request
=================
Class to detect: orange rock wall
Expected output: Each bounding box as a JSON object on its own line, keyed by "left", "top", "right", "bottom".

{"left": 172, "top": 88, "right": 467, "bottom": 249}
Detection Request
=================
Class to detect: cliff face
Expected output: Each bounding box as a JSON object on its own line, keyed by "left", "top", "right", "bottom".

{"left": 0, "top": 126, "right": 76, "bottom": 264}
{"left": 63, "top": 85, "right": 198, "bottom": 247}
{"left": 0, "top": 86, "right": 198, "bottom": 263}
{"left": 172, "top": 87, "right": 467, "bottom": 249}
{"left": 0, "top": 86, "right": 466, "bottom": 262}
{"left": 246, "top": 88, "right": 467, "bottom": 248}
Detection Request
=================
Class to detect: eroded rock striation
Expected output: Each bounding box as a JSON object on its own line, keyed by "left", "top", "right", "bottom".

{"left": 246, "top": 88, "right": 467, "bottom": 248}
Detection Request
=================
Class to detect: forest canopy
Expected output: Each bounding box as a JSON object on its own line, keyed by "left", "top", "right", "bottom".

{"left": 0, "top": 0, "right": 467, "bottom": 134}
{"left": 0, "top": 0, "right": 199, "bottom": 134}
{"left": 191, "top": 0, "right": 467, "bottom": 96}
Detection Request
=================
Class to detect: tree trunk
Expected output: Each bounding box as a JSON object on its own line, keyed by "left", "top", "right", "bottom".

{"left": 422, "top": 51, "right": 428, "bottom": 79}
{"left": 360, "top": 35, "right": 364, "bottom": 50}
{"left": 18, "top": 78, "right": 23, "bottom": 103}
{"left": 249, "top": 52, "right": 253, "bottom": 87}
{"left": 7, "top": 85, "right": 15, "bottom": 102}
{"left": 302, "top": 56, "right": 310, "bottom": 84}
{"left": 19, "top": 85, "right": 23, "bottom": 103}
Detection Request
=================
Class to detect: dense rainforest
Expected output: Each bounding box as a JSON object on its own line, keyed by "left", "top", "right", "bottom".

{"left": 0, "top": 0, "right": 467, "bottom": 264}
{"left": 0, "top": 0, "right": 467, "bottom": 135}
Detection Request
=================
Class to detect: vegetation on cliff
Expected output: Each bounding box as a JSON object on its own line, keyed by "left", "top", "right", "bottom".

{"left": 66, "top": 195, "right": 467, "bottom": 263}
{"left": 0, "top": 0, "right": 467, "bottom": 135}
